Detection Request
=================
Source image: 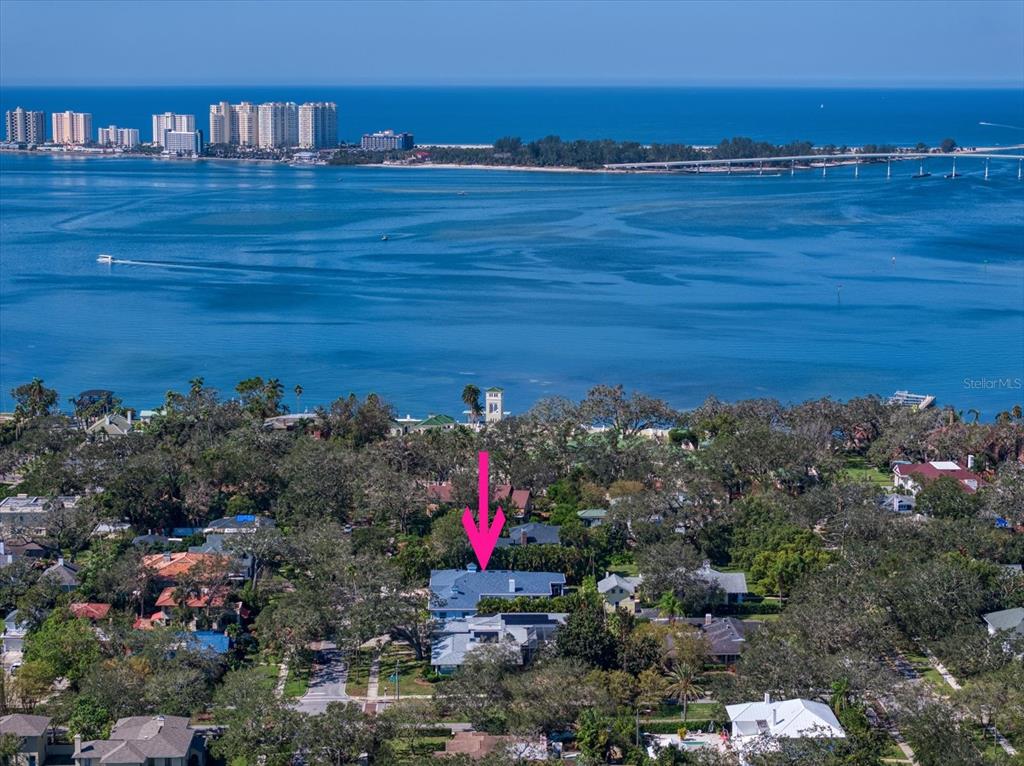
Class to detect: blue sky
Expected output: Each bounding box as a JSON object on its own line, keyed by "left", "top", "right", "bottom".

{"left": 1, "top": 0, "right": 1022, "bottom": 86}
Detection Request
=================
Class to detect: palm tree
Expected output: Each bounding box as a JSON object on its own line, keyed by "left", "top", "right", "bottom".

{"left": 664, "top": 663, "right": 705, "bottom": 721}
{"left": 657, "top": 592, "right": 684, "bottom": 623}
{"left": 294, "top": 384, "right": 304, "bottom": 412}
{"left": 461, "top": 384, "right": 482, "bottom": 425}
{"left": 189, "top": 377, "right": 205, "bottom": 397}
{"left": 266, "top": 378, "right": 285, "bottom": 414}
{"left": 829, "top": 678, "right": 851, "bottom": 714}
{"left": 967, "top": 408, "right": 981, "bottom": 424}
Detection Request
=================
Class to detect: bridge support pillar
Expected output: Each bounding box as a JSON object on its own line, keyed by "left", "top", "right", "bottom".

{"left": 790, "top": 160, "right": 795, "bottom": 176}
{"left": 985, "top": 160, "right": 989, "bottom": 181}
{"left": 887, "top": 159, "right": 891, "bottom": 180}
{"left": 854, "top": 163, "right": 859, "bottom": 179}
{"left": 1019, "top": 160, "right": 1022, "bottom": 181}
{"left": 822, "top": 161, "right": 827, "bottom": 178}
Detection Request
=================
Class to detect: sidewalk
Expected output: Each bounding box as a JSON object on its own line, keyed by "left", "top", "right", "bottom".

{"left": 920, "top": 645, "right": 1016, "bottom": 756}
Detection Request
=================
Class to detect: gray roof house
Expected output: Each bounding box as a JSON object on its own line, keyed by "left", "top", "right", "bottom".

{"left": 86, "top": 413, "right": 133, "bottom": 438}
{"left": 42, "top": 558, "right": 80, "bottom": 591}
{"left": 697, "top": 562, "right": 748, "bottom": 603}
{"left": 431, "top": 612, "right": 567, "bottom": 673}
{"left": 74, "top": 715, "right": 205, "bottom": 766}
{"left": 0, "top": 495, "right": 80, "bottom": 535}
{"left": 0, "top": 714, "right": 52, "bottom": 766}
{"left": 597, "top": 573, "right": 643, "bottom": 612}
{"left": 495, "top": 523, "right": 561, "bottom": 548}
{"left": 680, "top": 615, "right": 761, "bottom": 664}
{"left": 576, "top": 508, "right": 608, "bottom": 528}
{"left": 429, "top": 567, "right": 566, "bottom": 620}
{"left": 983, "top": 607, "right": 1024, "bottom": 637}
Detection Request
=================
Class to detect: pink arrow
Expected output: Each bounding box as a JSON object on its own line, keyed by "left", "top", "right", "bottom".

{"left": 462, "top": 451, "right": 505, "bottom": 571}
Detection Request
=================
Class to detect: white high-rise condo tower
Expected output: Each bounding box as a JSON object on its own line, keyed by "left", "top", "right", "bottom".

{"left": 5, "top": 107, "right": 46, "bottom": 144}
{"left": 298, "top": 102, "right": 337, "bottom": 149}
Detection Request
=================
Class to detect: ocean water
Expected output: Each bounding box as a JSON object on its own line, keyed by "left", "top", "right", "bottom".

{"left": 2, "top": 85, "right": 1023, "bottom": 147}
{"left": 1, "top": 149, "right": 1022, "bottom": 418}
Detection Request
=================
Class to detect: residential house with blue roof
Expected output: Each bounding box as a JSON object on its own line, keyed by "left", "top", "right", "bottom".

{"left": 428, "top": 567, "right": 566, "bottom": 620}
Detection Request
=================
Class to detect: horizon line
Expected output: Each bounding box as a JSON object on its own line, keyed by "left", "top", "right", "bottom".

{"left": 2, "top": 79, "right": 1022, "bottom": 90}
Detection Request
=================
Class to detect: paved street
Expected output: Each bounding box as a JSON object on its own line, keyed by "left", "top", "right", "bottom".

{"left": 293, "top": 646, "right": 349, "bottom": 714}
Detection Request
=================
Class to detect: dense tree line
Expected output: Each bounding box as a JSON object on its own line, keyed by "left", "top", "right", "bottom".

{"left": 0, "top": 378, "right": 1022, "bottom": 763}
{"left": 325, "top": 135, "right": 935, "bottom": 170}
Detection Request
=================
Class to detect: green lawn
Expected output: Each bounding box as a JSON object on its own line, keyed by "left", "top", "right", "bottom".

{"left": 345, "top": 651, "right": 372, "bottom": 697}
{"left": 386, "top": 735, "right": 451, "bottom": 763}
{"left": 378, "top": 644, "right": 435, "bottom": 698}
{"left": 842, "top": 456, "right": 892, "bottom": 488}
{"left": 903, "top": 652, "right": 948, "bottom": 693}
{"left": 254, "top": 662, "right": 280, "bottom": 692}
{"left": 608, "top": 563, "right": 640, "bottom": 577}
{"left": 283, "top": 661, "right": 311, "bottom": 698}
{"left": 743, "top": 612, "right": 781, "bottom": 622}
{"left": 642, "top": 702, "right": 724, "bottom": 722}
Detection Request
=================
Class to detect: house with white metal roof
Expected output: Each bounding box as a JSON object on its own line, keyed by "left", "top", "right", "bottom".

{"left": 726, "top": 694, "right": 845, "bottom": 763}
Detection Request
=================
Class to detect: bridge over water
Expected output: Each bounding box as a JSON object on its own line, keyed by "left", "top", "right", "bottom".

{"left": 604, "top": 147, "right": 1024, "bottom": 179}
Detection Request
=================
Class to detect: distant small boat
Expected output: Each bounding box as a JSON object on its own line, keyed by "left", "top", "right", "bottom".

{"left": 380, "top": 234, "right": 389, "bottom": 241}
{"left": 457, "top": 191, "right": 468, "bottom": 196}
{"left": 944, "top": 173, "right": 959, "bottom": 179}
{"left": 96, "top": 254, "right": 114, "bottom": 263}
{"left": 911, "top": 172, "right": 931, "bottom": 179}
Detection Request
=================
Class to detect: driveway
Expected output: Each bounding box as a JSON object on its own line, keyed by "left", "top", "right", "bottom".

{"left": 293, "top": 646, "right": 349, "bottom": 714}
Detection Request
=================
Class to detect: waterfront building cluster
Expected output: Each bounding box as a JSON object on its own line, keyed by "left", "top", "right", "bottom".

{"left": 4, "top": 106, "right": 45, "bottom": 144}
{"left": 4, "top": 99, "right": 344, "bottom": 155}
{"left": 209, "top": 100, "right": 337, "bottom": 149}
{"left": 361, "top": 129, "right": 414, "bottom": 151}
{"left": 51, "top": 110, "right": 92, "bottom": 145}
{"left": 97, "top": 125, "right": 140, "bottom": 148}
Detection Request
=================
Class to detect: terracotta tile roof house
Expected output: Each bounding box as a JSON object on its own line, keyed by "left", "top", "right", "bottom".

{"left": 495, "top": 486, "right": 532, "bottom": 516}
{"left": 425, "top": 482, "right": 454, "bottom": 504}
{"left": 133, "top": 611, "right": 169, "bottom": 630}
{"left": 893, "top": 461, "right": 984, "bottom": 494}
{"left": 73, "top": 715, "right": 206, "bottom": 766}
{"left": 69, "top": 603, "right": 112, "bottom": 620}
{"left": 155, "top": 586, "right": 228, "bottom": 610}
{"left": 142, "top": 552, "right": 228, "bottom": 581}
